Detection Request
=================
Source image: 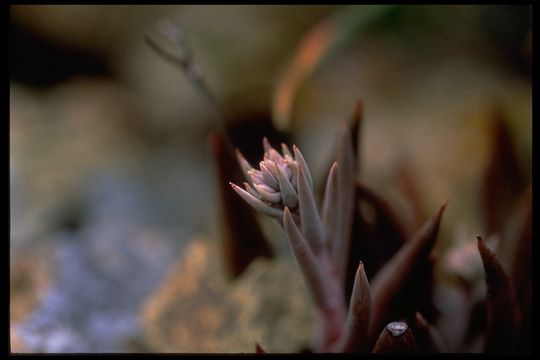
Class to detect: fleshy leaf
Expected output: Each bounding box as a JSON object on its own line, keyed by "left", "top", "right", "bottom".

{"left": 260, "top": 162, "right": 279, "bottom": 188}
{"left": 322, "top": 162, "right": 340, "bottom": 247}
{"left": 369, "top": 201, "right": 447, "bottom": 344}
{"left": 293, "top": 145, "right": 313, "bottom": 190}
{"left": 275, "top": 163, "right": 299, "bottom": 209}
{"left": 477, "top": 235, "right": 521, "bottom": 354}
{"left": 497, "top": 185, "right": 532, "bottom": 316}
{"left": 414, "top": 311, "right": 447, "bottom": 353}
{"left": 263, "top": 136, "right": 274, "bottom": 153}
{"left": 253, "top": 183, "right": 282, "bottom": 204}
{"left": 230, "top": 182, "right": 283, "bottom": 218}
{"left": 482, "top": 106, "right": 528, "bottom": 235}
{"left": 296, "top": 150, "right": 324, "bottom": 251}
{"left": 336, "top": 261, "right": 372, "bottom": 352}
{"left": 283, "top": 207, "right": 328, "bottom": 310}
{"left": 281, "top": 143, "right": 293, "bottom": 158}
{"left": 333, "top": 122, "right": 357, "bottom": 286}
{"left": 372, "top": 321, "right": 416, "bottom": 353}
{"left": 345, "top": 181, "right": 410, "bottom": 301}
{"left": 243, "top": 182, "right": 260, "bottom": 198}
{"left": 498, "top": 186, "right": 532, "bottom": 353}
{"left": 255, "top": 343, "right": 266, "bottom": 354}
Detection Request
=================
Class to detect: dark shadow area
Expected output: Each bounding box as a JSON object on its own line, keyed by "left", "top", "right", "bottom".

{"left": 9, "top": 20, "right": 113, "bottom": 88}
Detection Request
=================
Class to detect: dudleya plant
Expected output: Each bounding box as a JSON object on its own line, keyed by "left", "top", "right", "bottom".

{"left": 230, "top": 130, "right": 371, "bottom": 352}
{"left": 230, "top": 139, "right": 309, "bottom": 218}
{"left": 228, "top": 111, "right": 454, "bottom": 354}
{"left": 226, "top": 112, "right": 527, "bottom": 354}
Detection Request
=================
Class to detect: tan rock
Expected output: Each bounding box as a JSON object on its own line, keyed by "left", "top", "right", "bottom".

{"left": 141, "top": 237, "right": 312, "bottom": 353}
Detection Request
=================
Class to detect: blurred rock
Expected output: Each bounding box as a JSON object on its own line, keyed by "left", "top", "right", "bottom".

{"left": 10, "top": 80, "right": 144, "bottom": 251}
{"left": 10, "top": 246, "right": 54, "bottom": 325}
{"left": 11, "top": 149, "right": 190, "bottom": 352}
{"left": 142, "top": 238, "right": 312, "bottom": 353}
{"left": 11, "top": 5, "right": 337, "bottom": 135}
{"left": 12, "top": 219, "right": 179, "bottom": 352}
{"left": 9, "top": 69, "right": 221, "bottom": 353}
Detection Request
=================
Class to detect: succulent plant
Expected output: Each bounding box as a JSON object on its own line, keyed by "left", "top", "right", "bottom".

{"left": 227, "top": 101, "right": 450, "bottom": 353}
{"left": 230, "top": 139, "right": 307, "bottom": 219}
{"left": 231, "top": 139, "right": 347, "bottom": 352}
{"left": 224, "top": 101, "right": 529, "bottom": 354}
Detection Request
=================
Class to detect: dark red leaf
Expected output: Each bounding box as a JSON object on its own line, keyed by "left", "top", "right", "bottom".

{"left": 372, "top": 321, "right": 416, "bottom": 354}
{"left": 255, "top": 342, "right": 266, "bottom": 354}
{"left": 369, "top": 201, "right": 447, "bottom": 345}
{"left": 347, "top": 182, "right": 411, "bottom": 284}
{"left": 477, "top": 235, "right": 521, "bottom": 354}
{"left": 414, "top": 311, "right": 447, "bottom": 353}
{"left": 482, "top": 106, "right": 528, "bottom": 235}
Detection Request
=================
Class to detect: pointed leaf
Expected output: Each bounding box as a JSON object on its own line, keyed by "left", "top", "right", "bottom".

{"left": 281, "top": 143, "right": 293, "bottom": 158}
{"left": 322, "top": 162, "right": 340, "bottom": 247}
{"left": 259, "top": 162, "right": 279, "bottom": 188}
{"left": 255, "top": 342, "right": 266, "bottom": 354}
{"left": 293, "top": 145, "right": 313, "bottom": 190}
{"left": 283, "top": 207, "right": 328, "bottom": 310}
{"left": 372, "top": 322, "right": 416, "bottom": 353}
{"left": 497, "top": 185, "right": 532, "bottom": 316}
{"left": 333, "top": 123, "right": 357, "bottom": 284}
{"left": 369, "top": 201, "right": 447, "bottom": 343}
{"left": 243, "top": 182, "right": 260, "bottom": 198}
{"left": 414, "top": 311, "right": 448, "bottom": 353}
{"left": 498, "top": 186, "right": 532, "bottom": 353}
{"left": 247, "top": 169, "right": 265, "bottom": 185}
{"left": 236, "top": 149, "right": 254, "bottom": 186}
{"left": 275, "top": 163, "right": 298, "bottom": 209}
{"left": 253, "top": 183, "right": 281, "bottom": 203}
{"left": 296, "top": 151, "right": 324, "bottom": 251}
{"left": 230, "top": 182, "right": 283, "bottom": 218}
{"left": 263, "top": 136, "right": 274, "bottom": 153}
{"left": 482, "top": 106, "right": 528, "bottom": 235}
{"left": 477, "top": 235, "right": 521, "bottom": 354}
{"left": 336, "top": 261, "right": 372, "bottom": 352}
{"left": 346, "top": 181, "right": 410, "bottom": 300}
{"left": 349, "top": 98, "right": 363, "bottom": 163}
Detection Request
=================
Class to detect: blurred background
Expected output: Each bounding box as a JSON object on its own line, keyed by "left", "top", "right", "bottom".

{"left": 10, "top": 5, "right": 531, "bottom": 353}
